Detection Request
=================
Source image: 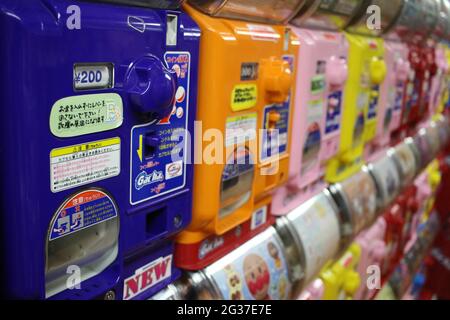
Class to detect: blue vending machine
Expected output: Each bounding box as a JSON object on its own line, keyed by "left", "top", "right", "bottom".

{"left": 0, "top": 0, "right": 199, "bottom": 299}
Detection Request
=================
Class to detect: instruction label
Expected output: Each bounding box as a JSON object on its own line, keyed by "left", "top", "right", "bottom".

{"left": 226, "top": 113, "right": 257, "bottom": 147}
{"left": 49, "top": 189, "right": 118, "bottom": 241}
{"left": 50, "top": 93, "right": 123, "bottom": 138}
{"left": 50, "top": 137, "right": 121, "bottom": 193}
{"left": 130, "top": 52, "right": 190, "bottom": 205}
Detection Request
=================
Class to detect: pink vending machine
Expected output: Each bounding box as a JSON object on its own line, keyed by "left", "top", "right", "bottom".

{"left": 272, "top": 0, "right": 366, "bottom": 215}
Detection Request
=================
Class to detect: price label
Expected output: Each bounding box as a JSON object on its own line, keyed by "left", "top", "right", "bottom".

{"left": 74, "top": 63, "right": 113, "bottom": 90}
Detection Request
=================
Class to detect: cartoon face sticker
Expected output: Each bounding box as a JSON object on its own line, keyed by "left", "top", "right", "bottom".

{"left": 267, "top": 242, "right": 281, "bottom": 270}
{"left": 224, "top": 265, "right": 243, "bottom": 300}
{"left": 243, "top": 254, "right": 271, "bottom": 300}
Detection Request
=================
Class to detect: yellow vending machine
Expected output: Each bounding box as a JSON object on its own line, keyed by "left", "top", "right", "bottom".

{"left": 175, "top": 0, "right": 304, "bottom": 270}
{"left": 325, "top": 0, "right": 388, "bottom": 183}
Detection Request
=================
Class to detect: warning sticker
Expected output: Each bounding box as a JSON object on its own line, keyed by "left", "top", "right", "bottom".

{"left": 49, "top": 189, "right": 118, "bottom": 241}
{"left": 50, "top": 93, "right": 123, "bottom": 138}
{"left": 226, "top": 113, "right": 257, "bottom": 147}
{"left": 231, "top": 84, "right": 258, "bottom": 111}
{"left": 50, "top": 137, "right": 121, "bottom": 193}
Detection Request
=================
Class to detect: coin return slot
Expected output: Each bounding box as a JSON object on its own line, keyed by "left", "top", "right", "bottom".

{"left": 146, "top": 207, "right": 167, "bottom": 240}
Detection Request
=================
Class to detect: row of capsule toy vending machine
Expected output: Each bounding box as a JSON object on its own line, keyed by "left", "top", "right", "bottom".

{"left": 152, "top": 115, "right": 450, "bottom": 300}
{"left": 1, "top": 0, "right": 450, "bottom": 300}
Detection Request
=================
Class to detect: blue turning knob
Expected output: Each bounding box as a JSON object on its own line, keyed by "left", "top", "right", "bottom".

{"left": 126, "top": 55, "right": 177, "bottom": 119}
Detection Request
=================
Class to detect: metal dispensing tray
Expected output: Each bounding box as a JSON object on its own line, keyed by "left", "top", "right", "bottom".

{"left": 289, "top": 0, "right": 366, "bottom": 31}
{"left": 45, "top": 215, "right": 119, "bottom": 298}
{"left": 187, "top": 0, "right": 307, "bottom": 24}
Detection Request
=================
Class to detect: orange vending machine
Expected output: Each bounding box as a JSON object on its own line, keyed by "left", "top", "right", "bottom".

{"left": 175, "top": 0, "right": 304, "bottom": 270}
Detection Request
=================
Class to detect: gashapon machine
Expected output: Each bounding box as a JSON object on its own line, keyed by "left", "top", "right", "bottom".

{"left": 0, "top": 0, "right": 200, "bottom": 300}
{"left": 272, "top": 0, "right": 364, "bottom": 215}
{"left": 175, "top": 0, "right": 304, "bottom": 270}
{"left": 324, "top": 1, "right": 387, "bottom": 183}
{"left": 390, "top": 0, "right": 439, "bottom": 141}
{"left": 344, "top": 1, "right": 406, "bottom": 162}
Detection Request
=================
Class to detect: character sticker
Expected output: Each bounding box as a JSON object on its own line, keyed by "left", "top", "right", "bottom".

{"left": 339, "top": 171, "right": 377, "bottom": 235}
{"left": 206, "top": 229, "right": 290, "bottom": 300}
{"left": 325, "top": 90, "right": 342, "bottom": 134}
{"left": 301, "top": 99, "right": 323, "bottom": 174}
{"left": 49, "top": 189, "right": 118, "bottom": 241}
{"left": 129, "top": 52, "right": 190, "bottom": 205}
